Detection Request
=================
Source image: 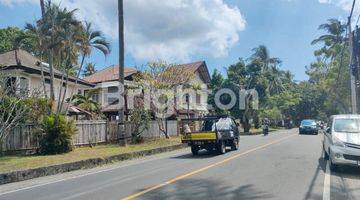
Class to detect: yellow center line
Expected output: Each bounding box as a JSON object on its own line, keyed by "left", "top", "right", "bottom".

{"left": 122, "top": 134, "right": 296, "bottom": 200}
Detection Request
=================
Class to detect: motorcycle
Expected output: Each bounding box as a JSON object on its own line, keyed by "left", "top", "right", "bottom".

{"left": 262, "top": 124, "right": 269, "bottom": 136}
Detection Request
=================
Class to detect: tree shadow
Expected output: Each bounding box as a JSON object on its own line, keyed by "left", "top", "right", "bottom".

{"left": 138, "top": 178, "right": 274, "bottom": 200}
{"left": 303, "top": 155, "right": 326, "bottom": 200}
{"left": 170, "top": 149, "right": 233, "bottom": 160}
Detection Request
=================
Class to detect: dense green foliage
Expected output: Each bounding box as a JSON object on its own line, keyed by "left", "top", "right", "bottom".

{"left": 209, "top": 46, "right": 298, "bottom": 131}
{"left": 37, "top": 114, "right": 76, "bottom": 155}
{"left": 129, "top": 107, "right": 151, "bottom": 143}
{"left": 0, "top": 27, "right": 37, "bottom": 54}
{"left": 208, "top": 18, "right": 350, "bottom": 129}
{"left": 1, "top": 1, "right": 111, "bottom": 154}
{"left": 83, "top": 63, "right": 97, "bottom": 77}
{"left": 71, "top": 89, "right": 102, "bottom": 120}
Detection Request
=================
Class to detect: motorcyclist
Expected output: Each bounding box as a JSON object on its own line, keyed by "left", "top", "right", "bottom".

{"left": 262, "top": 117, "right": 270, "bottom": 136}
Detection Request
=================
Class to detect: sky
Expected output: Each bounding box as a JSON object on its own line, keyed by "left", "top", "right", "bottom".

{"left": 0, "top": 0, "right": 359, "bottom": 81}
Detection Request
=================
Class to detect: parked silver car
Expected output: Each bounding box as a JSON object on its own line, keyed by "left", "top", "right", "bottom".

{"left": 323, "top": 115, "right": 360, "bottom": 171}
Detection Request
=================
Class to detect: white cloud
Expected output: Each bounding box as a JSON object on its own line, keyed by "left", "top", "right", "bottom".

{"left": 318, "top": 0, "right": 360, "bottom": 13}
{"left": 0, "top": 0, "right": 246, "bottom": 63}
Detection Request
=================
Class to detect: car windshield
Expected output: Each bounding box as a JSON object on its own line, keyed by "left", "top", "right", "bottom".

{"left": 334, "top": 119, "right": 360, "bottom": 133}
{"left": 301, "top": 120, "right": 316, "bottom": 126}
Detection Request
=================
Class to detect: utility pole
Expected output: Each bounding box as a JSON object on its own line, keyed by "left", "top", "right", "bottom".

{"left": 348, "top": 0, "right": 357, "bottom": 114}
{"left": 118, "top": 0, "right": 126, "bottom": 145}
{"left": 355, "top": 26, "right": 360, "bottom": 111}
{"left": 349, "top": 16, "right": 358, "bottom": 114}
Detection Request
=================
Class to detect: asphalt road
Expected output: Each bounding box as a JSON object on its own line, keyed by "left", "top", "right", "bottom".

{"left": 1, "top": 129, "right": 360, "bottom": 200}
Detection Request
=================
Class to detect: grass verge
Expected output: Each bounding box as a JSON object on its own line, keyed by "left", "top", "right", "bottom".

{"left": 0, "top": 137, "right": 181, "bottom": 174}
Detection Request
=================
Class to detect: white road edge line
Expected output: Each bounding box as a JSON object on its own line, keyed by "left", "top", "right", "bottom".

{"left": 323, "top": 160, "right": 331, "bottom": 200}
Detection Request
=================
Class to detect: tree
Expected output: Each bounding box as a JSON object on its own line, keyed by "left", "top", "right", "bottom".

{"left": 83, "top": 63, "right": 97, "bottom": 77}
{"left": 129, "top": 107, "right": 151, "bottom": 143}
{"left": 311, "top": 19, "right": 346, "bottom": 55}
{"left": 71, "top": 90, "right": 101, "bottom": 120}
{"left": 31, "top": 2, "right": 80, "bottom": 103}
{"left": 22, "top": 2, "right": 110, "bottom": 115}
{"left": 0, "top": 72, "right": 36, "bottom": 152}
{"left": 251, "top": 45, "right": 281, "bottom": 70}
{"left": 40, "top": 0, "right": 45, "bottom": 17}
{"left": 0, "top": 27, "right": 36, "bottom": 54}
{"left": 208, "top": 69, "right": 227, "bottom": 115}
{"left": 305, "top": 18, "right": 350, "bottom": 118}
{"left": 135, "top": 61, "right": 195, "bottom": 138}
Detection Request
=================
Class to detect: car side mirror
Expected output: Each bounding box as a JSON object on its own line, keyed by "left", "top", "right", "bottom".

{"left": 326, "top": 127, "right": 331, "bottom": 134}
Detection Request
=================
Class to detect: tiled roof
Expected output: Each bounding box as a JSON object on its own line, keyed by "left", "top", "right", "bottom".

{"left": 84, "top": 65, "right": 138, "bottom": 83}
{"left": 177, "top": 61, "right": 211, "bottom": 84}
{"left": 84, "top": 61, "right": 211, "bottom": 84}
{"left": 0, "top": 49, "right": 94, "bottom": 87}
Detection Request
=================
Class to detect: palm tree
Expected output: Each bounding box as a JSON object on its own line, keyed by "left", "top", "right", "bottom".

{"left": 40, "top": 0, "right": 45, "bottom": 17}
{"left": 79, "top": 22, "right": 110, "bottom": 70}
{"left": 37, "top": 2, "right": 79, "bottom": 102}
{"left": 65, "top": 22, "right": 110, "bottom": 113}
{"left": 311, "top": 19, "right": 346, "bottom": 48}
{"left": 251, "top": 45, "right": 281, "bottom": 70}
{"left": 71, "top": 90, "right": 101, "bottom": 120}
{"left": 83, "top": 63, "right": 96, "bottom": 77}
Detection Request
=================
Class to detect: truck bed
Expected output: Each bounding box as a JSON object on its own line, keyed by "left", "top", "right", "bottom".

{"left": 181, "top": 132, "right": 217, "bottom": 143}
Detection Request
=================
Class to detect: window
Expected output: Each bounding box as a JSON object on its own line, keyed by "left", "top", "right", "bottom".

{"left": 108, "top": 97, "right": 119, "bottom": 105}
{"left": 19, "top": 77, "right": 29, "bottom": 95}
{"left": 334, "top": 119, "right": 360, "bottom": 133}
{"left": 92, "top": 93, "right": 99, "bottom": 103}
{"left": 6, "top": 77, "right": 17, "bottom": 95}
{"left": 196, "top": 93, "right": 201, "bottom": 104}
{"left": 108, "top": 86, "right": 118, "bottom": 93}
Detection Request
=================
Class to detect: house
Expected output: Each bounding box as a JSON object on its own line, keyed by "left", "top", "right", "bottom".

{"left": 85, "top": 61, "right": 211, "bottom": 120}
{"left": 0, "top": 49, "right": 95, "bottom": 112}
{"left": 172, "top": 61, "right": 211, "bottom": 119}
{"left": 84, "top": 65, "right": 139, "bottom": 120}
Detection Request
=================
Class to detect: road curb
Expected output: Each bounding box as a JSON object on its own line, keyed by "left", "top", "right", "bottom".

{"left": 0, "top": 144, "right": 188, "bottom": 185}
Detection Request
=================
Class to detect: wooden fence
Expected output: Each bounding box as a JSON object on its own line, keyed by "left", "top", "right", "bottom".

{"left": 1, "top": 120, "right": 178, "bottom": 154}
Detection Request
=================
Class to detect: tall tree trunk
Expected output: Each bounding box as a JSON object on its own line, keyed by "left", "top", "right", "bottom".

{"left": 40, "top": 0, "right": 45, "bottom": 17}
{"left": 48, "top": 49, "right": 55, "bottom": 104}
{"left": 59, "top": 75, "right": 69, "bottom": 114}
{"left": 118, "top": 0, "right": 126, "bottom": 145}
{"left": 39, "top": 1, "right": 47, "bottom": 99}
{"left": 65, "top": 55, "right": 86, "bottom": 114}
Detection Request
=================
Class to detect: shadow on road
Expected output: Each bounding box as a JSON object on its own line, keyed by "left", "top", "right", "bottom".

{"left": 303, "top": 154, "right": 326, "bottom": 200}
{"left": 330, "top": 162, "right": 360, "bottom": 200}
{"left": 333, "top": 165, "right": 360, "bottom": 177}
{"left": 170, "top": 149, "right": 234, "bottom": 159}
{"left": 138, "top": 178, "right": 273, "bottom": 200}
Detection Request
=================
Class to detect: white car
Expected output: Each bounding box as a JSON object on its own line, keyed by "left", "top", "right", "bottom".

{"left": 323, "top": 115, "right": 360, "bottom": 171}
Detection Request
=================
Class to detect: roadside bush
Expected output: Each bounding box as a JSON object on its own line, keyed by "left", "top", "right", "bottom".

{"left": 37, "top": 114, "right": 76, "bottom": 155}
{"left": 130, "top": 107, "right": 151, "bottom": 144}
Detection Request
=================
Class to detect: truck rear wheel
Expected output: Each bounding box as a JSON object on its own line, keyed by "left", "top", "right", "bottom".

{"left": 218, "top": 141, "right": 226, "bottom": 154}
{"left": 231, "top": 138, "right": 239, "bottom": 151}
{"left": 191, "top": 145, "right": 199, "bottom": 155}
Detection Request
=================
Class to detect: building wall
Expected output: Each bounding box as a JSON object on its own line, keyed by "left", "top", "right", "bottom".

{"left": 4, "top": 70, "right": 92, "bottom": 101}
{"left": 177, "top": 71, "right": 209, "bottom": 114}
